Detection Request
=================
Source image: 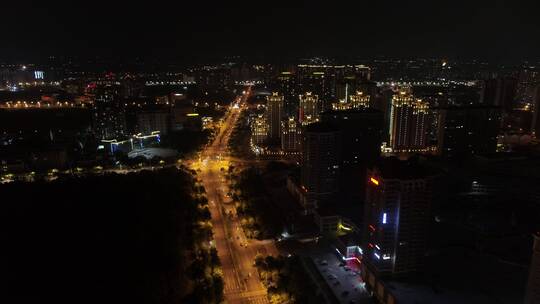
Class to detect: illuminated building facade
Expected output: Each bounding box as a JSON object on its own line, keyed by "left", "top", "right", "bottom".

{"left": 350, "top": 91, "right": 371, "bottom": 108}
{"left": 266, "top": 92, "right": 284, "bottom": 140}
{"left": 297, "top": 67, "right": 329, "bottom": 110}
{"left": 331, "top": 100, "right": 352, "bottom": 111}
{"left": 297, "top": 64, "right": 371, "bottom": 111}
{"left": 272, "top": 71, "right": 296, "bottom": 116}
{"left": 281, "top": 117, "right": 301, "bottom": 152}
{"left": 101, "top": 131, "right": 161, "bottom": 154}
{"left": 389, "top": 90, "right": 431, "bottom": 152}
{"left": 299, "top": 92, "right": 320, "bottom": 125}
{"left": 92, "top": 86, "right": 126, "bottom": 140}
{"left": 251, "top": 114, "right": 268, "bottom": 146}
{"left": 515, "top": 69, "right": 540, "bottom": 107}
{"left": 525, "top": 232, "right": 540, "bottom": 304}
{"left": 172, "top": 103, "right": 201, "bottom": 131}
{"left": 331, "top": 91, "right": 371, "bottom": 111}
{"left": 363, "top": 159, "right": 435, "bottom": 275}
{"left": 301, "top": 122, "right": 341, "bottom": 209}
{"left": 137, "top": 110, "right": 170, "bottom": 135}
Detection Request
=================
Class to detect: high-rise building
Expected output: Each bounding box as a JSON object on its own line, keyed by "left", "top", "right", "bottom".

{"left": 525, "top": 232, "right": 540, "bottom": 304}
{"left": 437, "top": 106, "right": 501, "bottom": 158}
{"left": 363, "top": 158, "right": 435, "bottom": 276}
{"left": 92, "top": 86, "right": 126, "bottom": 140}
{"left": 251, "top": 114, "right": 268, "bottom": 146}
{"left": 301, "top": 122, "right": 341, "bottom": 209}
{"left": 352, "top": 65, "right": 371, "bottom": 82}
{"left": 374, "top": 87, "right": 394, "bottom": 142}
{"left": 355, "top": 80, "right": 378, "bottom": 100}
{"left": 530, "top": 85, "right": 540, "bottom": 137}
{"left": 281, "top": 117, "right": 301, "bottom": 152}
{"left": 515, "top": 69, "right": 540, "bottom": 107}
{"left": 331, "top": 90, "right": 371, "bottom": 111}
{"left": 120, "top": 76, "right": 143, "bottom": 98}
{"left": 350, "top": 91, "right": 371, "bottom": 109}
{"left": 171, "top": 104, "right": 201, "bottom": 131}
{"left": 297, "top": 65, "right": 333, "bottom": 111}
{"left": 266, "top": 92, "right": 284, "bottom": 141}
{"left": 331, "top": 100, "right": 352, "bottom": 111}
{"left": 335, "top": 79, "right": 354, "bottom": 102}
{"left": 389, "top": 90, "right": 431, "bottom": 152}
{"left": 272, "top": 71, "right": 296, "bottom": 116}
{"left": 333, "top": 64, "right": 372, "bottom": 101}
{"left": 297, "top": 66, "right": 326, "bottom": 92}
{"left": 480, "top": 77, "right": 517, "bottom": 111}
{"left": 321, "top": 109, "right": 383, "bottom": 167}
{"left": 299, "top": 92, "right": 320, "bottom": 125}
{"left": 321, "top": 109, "right": 384, "bottom": 199}
{"left": 295, "top": 64, "right": 371, "bottom": 112}
{"left": 137, "top": 110, "right": 170, "bottom": 135}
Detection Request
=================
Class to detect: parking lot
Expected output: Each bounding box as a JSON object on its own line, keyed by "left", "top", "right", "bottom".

{"left": 307, "top": 247, "right": 372, "bottom": 304}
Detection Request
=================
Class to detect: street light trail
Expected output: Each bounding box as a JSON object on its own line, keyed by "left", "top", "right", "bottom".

{"left": 190, "top": 87, "right": 277, "bottom": 304}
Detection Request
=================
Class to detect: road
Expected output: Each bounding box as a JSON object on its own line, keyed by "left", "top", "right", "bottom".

{"left": 191, "top": 88, "right": 278, "bottom": 304}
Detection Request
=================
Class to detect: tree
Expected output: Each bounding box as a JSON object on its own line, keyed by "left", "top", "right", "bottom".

{"left": 210, "top": 248, "right": 220, "bottom": 268}
{"left": 254, "top": 254, "right": 265, "bottom": 268}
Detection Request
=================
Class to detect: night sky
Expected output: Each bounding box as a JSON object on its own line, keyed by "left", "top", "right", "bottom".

{"left": 3, "top": 0, "right": 540, "bottom": 62}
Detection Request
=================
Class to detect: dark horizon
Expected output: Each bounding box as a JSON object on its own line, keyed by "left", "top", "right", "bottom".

{"left": 3, "top": 0, "right": 540, "bottom": 63}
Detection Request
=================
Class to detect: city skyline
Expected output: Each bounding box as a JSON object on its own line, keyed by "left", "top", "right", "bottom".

{"left": 3, "top": 3, "right": 540, "bottom": 304}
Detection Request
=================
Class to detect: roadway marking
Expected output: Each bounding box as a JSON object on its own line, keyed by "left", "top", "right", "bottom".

{"left": 193, "top": 88, "right": 274, "bottom": 303}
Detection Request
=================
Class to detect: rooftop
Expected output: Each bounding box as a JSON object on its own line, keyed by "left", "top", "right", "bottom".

{"left": 374, "top": 157, "right": 438, "bottom": 180}
{"left": 304, "top": 122, "right": 340, "bottom": 133}
{"left": 321, "top": 108, "right": 382, "bottom": 116}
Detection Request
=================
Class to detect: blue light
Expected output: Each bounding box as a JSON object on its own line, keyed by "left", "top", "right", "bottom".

{"left": 382, "top": 212, "right": 387, "bottom": 224}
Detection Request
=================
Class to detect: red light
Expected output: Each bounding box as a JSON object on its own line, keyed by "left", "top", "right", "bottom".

{"left": 369, "top": 225, "right": 375, "bottom": 231}
{"left": 370, "top": 177, "right": 380, "bottom": 186}
{"left": 368, "top": 243, "right": 374, "bottom": 248}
